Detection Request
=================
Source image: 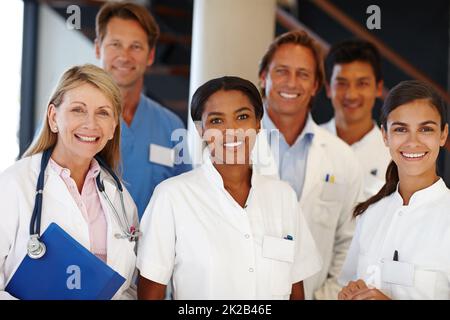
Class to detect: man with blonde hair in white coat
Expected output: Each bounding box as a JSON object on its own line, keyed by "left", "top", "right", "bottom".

{"left": 255, "top": 30, "right": 364, "bottom": 300}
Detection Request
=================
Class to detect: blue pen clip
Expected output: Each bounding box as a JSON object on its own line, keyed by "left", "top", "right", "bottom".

{"left": 325, "top": 174, "right": 335, "bottom": 183}
{"left": 284, "top": 235, "right": 293, "bottom": 241}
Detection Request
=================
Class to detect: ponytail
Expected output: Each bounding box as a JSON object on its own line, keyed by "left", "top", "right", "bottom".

{"left": 354, "top": 80, "right": 447, "bottom": 217}
{"left": 353, "top": 160, "right": 399, "bottom": 217}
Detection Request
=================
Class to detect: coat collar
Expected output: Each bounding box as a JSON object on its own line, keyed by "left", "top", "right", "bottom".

{"left": 201, "top": 149, "right": 264, "bottom": 192}
{"left": 28, "top": 153, "right": 134, "bottom": 282}
{"left": 300, "top": 128, "right": 327, "bottom": 202}
{"left": 30, "top": 153, "right": 80, "bottom": 212}
{"left": 262, "top": 112, "right": 316, "bottom": 149}
{"left": 30, "top": 153, "right": 118, "bottom": 209}
{"left": 393, "top": 178, "right": 448, "bottom": 209}
{"left": 255, "top": 115, "right": 329, "bottom": 201}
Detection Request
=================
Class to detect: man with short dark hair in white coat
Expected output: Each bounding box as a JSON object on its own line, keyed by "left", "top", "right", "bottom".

{"left": 321, "top": 39, "right": 391, "bottom": 199}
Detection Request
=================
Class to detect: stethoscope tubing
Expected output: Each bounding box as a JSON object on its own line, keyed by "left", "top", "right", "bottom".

{"left": 28, "top": 148, "right": 138, "bottom": 259}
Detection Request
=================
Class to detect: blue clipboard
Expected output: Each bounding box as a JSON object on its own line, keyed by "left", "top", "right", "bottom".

{"left": 5, "top": 223, "right": 125, "bottom": 300}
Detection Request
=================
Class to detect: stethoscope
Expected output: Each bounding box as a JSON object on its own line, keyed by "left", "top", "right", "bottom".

{"left": 28, "top": 148, "right": 140, "bottom": 259}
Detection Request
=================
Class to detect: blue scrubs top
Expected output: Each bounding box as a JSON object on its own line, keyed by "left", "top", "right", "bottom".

{"left": 120, "top": 94, "right": 191, "bottom": 219}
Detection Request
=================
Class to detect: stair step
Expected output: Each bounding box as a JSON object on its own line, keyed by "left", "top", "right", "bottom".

{"left": 153, "top": 4, "right": 191, "bottom": 19}
{"left": 164, "top": 99, "right": 188, "bottom": 111}
{"left": 39, "top": 0, "right": 105, "bottom": 8}
{"left": 148, "top": 65, "right": 190, "bottom": 77}
{"left": 159, "top": 33, "right": 191, "bottom": 46}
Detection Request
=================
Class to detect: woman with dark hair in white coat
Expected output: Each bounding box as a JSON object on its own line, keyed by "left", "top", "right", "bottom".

{"left": 137, "top": 76, "right": 322, "bottom": 300}
{"left": 339, "top": 80, "right": 450, "bottom": 300}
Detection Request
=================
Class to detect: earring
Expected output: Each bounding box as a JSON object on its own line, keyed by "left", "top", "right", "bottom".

{"left": 53, "top": 126, "right": 58, "bottom": 133}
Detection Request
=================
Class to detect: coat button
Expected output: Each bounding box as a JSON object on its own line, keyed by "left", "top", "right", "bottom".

{"left": 248, "top": 268, "right": 254, "bottom": 272}
{"left": 245, "top": 234, "right": 250, "bottom": 239}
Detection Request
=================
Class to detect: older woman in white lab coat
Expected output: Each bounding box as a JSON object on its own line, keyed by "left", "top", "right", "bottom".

{"left": 339, "top": 80, "right": 450, "bottom": 300}
{"left": 0, "top": 64, "right": 138, "bottom": 300}
{"left": 137, "top": 76, "right": 322, "bottom": 300}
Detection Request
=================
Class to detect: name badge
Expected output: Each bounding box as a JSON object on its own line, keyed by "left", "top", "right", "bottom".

{"left": 382, "top": 260, "right": 414, "bottom": 287}
{"left": 262, "top": 235, "right": 295, "bottom": 263}
{"left": 149, "top": 144, "right": 174, "bottom": 167}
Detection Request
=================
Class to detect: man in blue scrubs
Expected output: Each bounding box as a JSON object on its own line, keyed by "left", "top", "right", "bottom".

{"left": 95, "top": 2, "right": 191, "bottom": 218}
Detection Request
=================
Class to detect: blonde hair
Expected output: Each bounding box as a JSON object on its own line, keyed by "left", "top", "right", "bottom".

{"left": 23, "top": 64, "right": 123, "bottom": 171}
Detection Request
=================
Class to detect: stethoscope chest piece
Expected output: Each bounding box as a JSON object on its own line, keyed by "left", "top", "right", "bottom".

{"left": 27, "top": 234, "right": 46, "bottom": 259}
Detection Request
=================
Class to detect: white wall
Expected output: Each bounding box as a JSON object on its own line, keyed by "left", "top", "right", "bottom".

{"left": 35, "top": 5, "right": 98, "bottom": 127}
{"left": 0, "top": 1, "right": 23, "bottom": 171}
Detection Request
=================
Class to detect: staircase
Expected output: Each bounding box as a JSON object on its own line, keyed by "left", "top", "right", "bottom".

{"left": 48, "top": 0, "right": 193, "bottom": 125}
{"left": 293, "top": 0, "right": 450, "bottom": 125}
{"left": 43, "top": 0, "right": 450, "bottom": 133}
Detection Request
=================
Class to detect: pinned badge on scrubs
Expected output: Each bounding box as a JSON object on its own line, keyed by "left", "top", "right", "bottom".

{"left": 382, "top": 260, "right": 414, "bottom": 287}
{"left": 149, "top": 144, "right": 175, "bottom": 167}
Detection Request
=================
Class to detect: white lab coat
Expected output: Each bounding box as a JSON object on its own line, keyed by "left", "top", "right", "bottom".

{"left": 340, "top": 178, "right": 450, "bottom": 299}
{"left": 321, "top": 118, "right": 391, "bottom": 199}
{"left": 137, "top": 155, "right": 322, "bottom": 299}
{"left": 253, "top": 119, "right": 364, "bottom": 299}
{"left": 0, "top": 153, "right": 139, "bottom": 300}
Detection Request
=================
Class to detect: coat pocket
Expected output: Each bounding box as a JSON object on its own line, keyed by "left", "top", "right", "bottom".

{"left": 263, "top": 235, "right": 295, "bottom": 296}
{"left": 312, "top": 199, "right": 343, "bottom": 229}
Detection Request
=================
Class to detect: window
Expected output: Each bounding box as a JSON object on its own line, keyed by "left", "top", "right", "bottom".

{"left": 0, "top": 1, "right": 23, "bottom": 172}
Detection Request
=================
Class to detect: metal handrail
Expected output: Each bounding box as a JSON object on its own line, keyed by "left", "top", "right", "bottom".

{"left": 276, "top": 7, "right": 390, "bottom": 99}
{"left": 277, "top": 1, "right": 450, "bottom": 150}
{"left": 309, "top": 0, "right": 450, "bottom": 105}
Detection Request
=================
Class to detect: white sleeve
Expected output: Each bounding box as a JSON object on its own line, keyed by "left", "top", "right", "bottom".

{"left": 0, "top": 173, "right": 19, "bottom": 300}
{"left": 136, "top": 185, "right": 175, "bottom": 285}
{"left": 292, "top": 202, "right": 323, "bottom": 283}
{"left": 338, "top": 215, "right": 363, "bottom": 286}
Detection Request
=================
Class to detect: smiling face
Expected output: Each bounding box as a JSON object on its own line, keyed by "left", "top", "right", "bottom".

{"left": 48, "top": 82, "right": 117, "bottom": 165}
{"left": 260, "top": 43, "right": 319, "bottom": 118}
{"left": 382, "top": 99, "right": 448, "bottom": 181}
{"left": 327, "top": 61, "right": 383, "bottom": 125}
{"left": 95, "top": 17, "right": 154, "bottom": 89}
{"left": 199, "top": 89, "right": 260, "bottom": 165}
